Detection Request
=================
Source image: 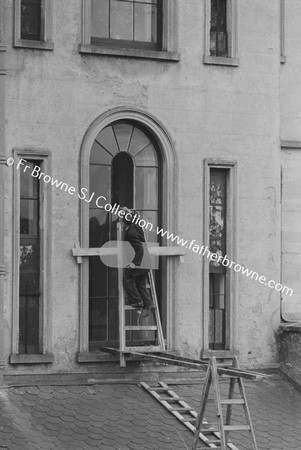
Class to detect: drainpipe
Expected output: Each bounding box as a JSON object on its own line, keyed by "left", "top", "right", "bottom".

{"left": 0, "top": 7, "right": 7, "bottom": 385}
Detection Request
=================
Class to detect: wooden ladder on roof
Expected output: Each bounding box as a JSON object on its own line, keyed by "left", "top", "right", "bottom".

{"left": 192, "top": 356, "right": 258, "bottom": 450}
{"left": 117, "top": 222, "right": 165, "bottom": 367}
{"left": 140, "top": 355, "right": 262, "bottom": 450}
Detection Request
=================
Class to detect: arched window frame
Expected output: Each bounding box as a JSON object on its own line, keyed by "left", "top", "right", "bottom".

{"left": 78, "top": 108, "right": 177, "bottom": 360}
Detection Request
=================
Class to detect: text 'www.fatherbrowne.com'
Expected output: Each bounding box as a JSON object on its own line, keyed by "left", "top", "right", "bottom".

{"left": 8, "top": 157, "right": 294, "bottom": 298}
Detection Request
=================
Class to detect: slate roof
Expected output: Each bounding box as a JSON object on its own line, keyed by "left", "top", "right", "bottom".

{"left": 0, "top": 373, "right": 300, "bottom": 449}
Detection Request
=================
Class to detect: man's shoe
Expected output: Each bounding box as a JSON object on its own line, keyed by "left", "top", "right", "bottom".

{"left": 142, "top": 304, "right": 156, "bottom": 318}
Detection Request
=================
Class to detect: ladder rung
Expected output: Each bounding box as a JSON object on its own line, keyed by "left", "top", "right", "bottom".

{"left": 220, "top": 399, "right": 245, "bottom": 405}
{"left": 159, "top": 397, "right": 185, "bottom": 402}
{"left": 170, "top": 406, "right": 193, "bottom": 412}
{"left": 224, "top": 425, "right": 251, "bottom": 431}
{"left": 196, "top": 447, "right": 222, "bottom": 450}
{"left": 180, "top": 417, "right": 196, "bottom": 422}
{"left": 124, "top": 305, "right": 140, "bottom": 310}
{"left": 125, "top": 325, "right": 158, "bottom": 331}
{"left": 201, "top": 427, "right": 220, "bottom": 433}
{"left": 148, "top": 387, "right": 169, "bottom": 392}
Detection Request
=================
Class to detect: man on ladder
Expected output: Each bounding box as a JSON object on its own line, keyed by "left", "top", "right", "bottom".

{"left": 121, "top": 207, "right": 156, "bottom": 318}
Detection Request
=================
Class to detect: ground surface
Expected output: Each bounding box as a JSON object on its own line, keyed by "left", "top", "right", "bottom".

{"left": 0, "top": 373, "right": 300, "bottom": 449}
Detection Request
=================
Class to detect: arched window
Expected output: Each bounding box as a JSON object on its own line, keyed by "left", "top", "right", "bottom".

{"left": 88, "top": 121, "right": 161, "bottom": 349}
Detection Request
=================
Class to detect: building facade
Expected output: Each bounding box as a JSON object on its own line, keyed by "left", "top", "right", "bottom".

{"left": 0, "top": 0, "right": 300, "bottom": 381}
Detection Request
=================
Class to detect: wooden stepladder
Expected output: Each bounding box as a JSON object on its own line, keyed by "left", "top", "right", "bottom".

{"left": 117, "top": 222, "right": 165, "bottom": 367}
{"left": 192, "top": 356, "right": 258, "bottom": 450}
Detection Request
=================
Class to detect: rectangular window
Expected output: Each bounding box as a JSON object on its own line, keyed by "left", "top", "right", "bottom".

{"left": 204, "top": 0, "right": 238, "bottom": 66}
{"left": 14, "top": 0, "right": 54, "bottom": 50}
{"left": 210, "top": 0, "right": 228, "bottom": 57}
{"left": 90, "top": 0, "right": 161, "bottom": 50}
{"left": 19, "top": 161, "right": 41, "bottom": 354}
{"left": 203, "top": 160, "right": 237, "bottom": 356}
{"left": 11, "top": 153, "right": 52, "bottom": 365}
{"left": 20, "top": 0, "right": 42, "bottom": 41}
{"left": 79, "top": 0, "right": 179, "bottom": 61}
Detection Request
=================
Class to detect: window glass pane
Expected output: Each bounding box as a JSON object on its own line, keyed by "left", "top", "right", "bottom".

{"left": 20, "top": 161, "right": 38, "bottom": 198}
{"left": 96, "top": 126, "right": 119, "bottom": 156}
{"left": 89, "top": 211, "right": 109, "bottom": 298}
{"left": 90, "top": 165, "right": 111, "bottom": 203}
{"left": 210, "top": 169, "right": 227, "bottom": 266}
{"left": 89, "top": 257, "right": 108, "bottom": 298}
{"left": 108, "top": 267, "right": 118, "bottom": 298}
{"left": 19, "top": 240, "right": 40, "bottom": 294}
{"left": 211, "top": 0, "right": 217, "bottom": 27}
{"left": 89, "top": 299, "right": 108, "bottom": 342}
{"left": 20, "top": 200, "right": 39, "bottom": 235}
{"left": 91, "top": 0, "right": 109, "bottom": 39}
{"left": 135, "top": 144, "right": 157, "bottom": 166}
{"left": 217, "top": 32, "right": 227, "bottom": 56}
{"left": 21, "top": 0, "right": 41, "bottom": 41}
{"left": 134, "top": 3, "right": 157, "bottom": 43}
{"left": 90, "top": 141, "right": 112, "bottom": 165}
{"left": 209, "top": 273, "right": 226, "bottom": 350}
{"left": 108, "top": 298, "right": 119, "bottom": 341}
{"left": 113, "top": 123, "right": 133, "bottom": 152}
{"left": 218, "top": 0, "right": 227, "bottom": 29}
{"left": 128, "top": 127, "right": 151, "bottom": 156}
{"left": 210, "top": 31, "right": 216, "bottom": 56}
{"left": 137, "top": 210, "right": 158, "bottom": 243}
{"left": 89, "top": 209, "right": 110, "bottom": 247}
{"left": 19, "top": 295, "right": 40, "bottom": 354}
{"left": 111, "top": 0, "right": 133, "bottom": 40}
{"left": 135, "top": 167, "right": 158, "bottom": 209}
{"left": 112, "top": 152, "right": 134, "bottom": 207}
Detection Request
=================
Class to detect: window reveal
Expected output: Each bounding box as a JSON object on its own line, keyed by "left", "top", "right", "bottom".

{"left": 19, "top": 160, "right": 41, "bottom": 354}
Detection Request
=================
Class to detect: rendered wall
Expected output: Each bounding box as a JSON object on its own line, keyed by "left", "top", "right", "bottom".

{"left": 3, "top": 0, "right": 282, "bottom": 375}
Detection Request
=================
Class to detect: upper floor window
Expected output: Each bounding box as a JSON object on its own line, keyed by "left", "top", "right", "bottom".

{"left": 210, "top": 0, "right": 227, "bottom": 57}
{"left": 14, "top": 0, "right": 54, "bottom": 50}
{"left": 204, "top": 0, "right": 238, "bottom": 66}
{"left": 91, "top": 0, "right": 162, "bottom": 50}
{"left": 80, "top": 0, "right": 179, "bottom": 61}
{"left": 21, "top": 0, "right": 42, "bottom": 41}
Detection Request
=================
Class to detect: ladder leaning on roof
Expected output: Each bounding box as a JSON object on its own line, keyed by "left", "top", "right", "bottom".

{"left": 117, "top": 221, "right": 165, "bottom": 367}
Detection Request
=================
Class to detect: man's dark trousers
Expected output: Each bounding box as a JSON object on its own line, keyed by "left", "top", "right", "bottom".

{"left": 123, "top": 268, "right": 152, "bottom": 307}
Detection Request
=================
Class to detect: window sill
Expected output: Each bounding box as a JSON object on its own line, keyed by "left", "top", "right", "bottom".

{"left": 14, "top": 39, "right": 54, "bottom": 51}
{"left": 202, "top": 349, "right": 239, "bottom": 359}
{"left": 79, "top": 44, "right": 180, "bottom": 62}
{"left": 9, "top": 354, "right": 54, "bottom": 365}
{"left": 203, "top": 55, "right": 239, "bottom": 67}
